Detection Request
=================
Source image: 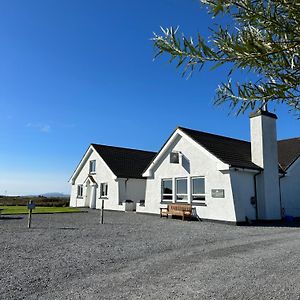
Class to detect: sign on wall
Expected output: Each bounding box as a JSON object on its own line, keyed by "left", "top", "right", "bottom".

{"left": 211, "top": 189, "right": 225, "bottom": 198}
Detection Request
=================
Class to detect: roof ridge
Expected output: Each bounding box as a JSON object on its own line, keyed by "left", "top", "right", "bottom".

{"left": 91, "top": 143, "right": 156, "bottom": 154}
{"left": 177, "top": 126, "right": 250, "bottom": 144}
{"left": 278, "top": 137, "right": 300, "bottom": 142}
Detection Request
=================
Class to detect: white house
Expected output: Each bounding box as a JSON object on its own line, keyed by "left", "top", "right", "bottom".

{"left": 70, "top": 110, "right": 300, "bottom": 224}
{"left": 137, "top": 110, "right": 300, "bottom": 224}
{"left": 69, "top": 144, "right": 156, "bottom": 211}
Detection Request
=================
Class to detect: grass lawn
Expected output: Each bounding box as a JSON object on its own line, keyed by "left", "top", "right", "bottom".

{"left": 0, "top": 206, "right": 82, "bottom": 215}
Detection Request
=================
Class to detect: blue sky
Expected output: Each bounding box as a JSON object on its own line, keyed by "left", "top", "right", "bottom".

{"left": 0, "top": 1, "right": 299, "bottom": 195}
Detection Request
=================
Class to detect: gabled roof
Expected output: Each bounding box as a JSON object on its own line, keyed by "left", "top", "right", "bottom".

{"left": 178, "top": 127, "right": 261, "bottom": 170}
{"left": 84, "top": 175, "right": 97, "bottom": 184}
{"left": 91, "top": 144, "right": 156, "bottom": 179}
{"left": 278, "top": 138, "right": 300, "bottom": 171}
{"left": 144, "top": 126, "right": 300, "bottom": 176}
{"left": 179, "top": 127, "right": 300, "bottom": 172}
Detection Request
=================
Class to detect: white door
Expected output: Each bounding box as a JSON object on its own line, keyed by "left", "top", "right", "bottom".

{"left": 89, "top": 185, "right": 97, "bottom": 209}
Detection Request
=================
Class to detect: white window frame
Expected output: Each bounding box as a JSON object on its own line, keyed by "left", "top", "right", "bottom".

{"left": 161, "top": 178, "right": 173, "bottom": 201}
{"left": 89, "top": 160, "right": 96, "bottom": 173}
{"left": 191, "top": 176, "right": 206, "bottom": 203}
{"left": 176, "top": 177, "right": 188, "bottom": 202}
{"left": 100, "top": 182, "right": 108, "bottom": 198}
{"left": 77, "top": 184, "right": 83, "bottom": 198}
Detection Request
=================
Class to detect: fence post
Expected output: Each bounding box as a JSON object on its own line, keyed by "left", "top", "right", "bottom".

{"left": 28, "top": 200, "right": 33, "bottom": 228}
{"left": 100, "top": 199, "right": 104, "bottom": 224}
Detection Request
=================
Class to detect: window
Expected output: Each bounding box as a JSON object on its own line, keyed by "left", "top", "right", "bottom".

{"left": 77, "top": 185, "right": 83, "bottom": 198}
{"left": 162, "top": 179, "right": 173, "bottom": 201}
{"left": 89, "top": 160, "right": 96, "bottom": 173}
{"left": 192, "top": 177, "right": 205, "bottom": 202}
{"left": 176, "top": 178, "right": 188, "bottom": 202}
{"left": 170, "top": 152, "right": 179, "bottom": 164}
{"left": 100, "top": 183, "right": 108, "bottom": 197}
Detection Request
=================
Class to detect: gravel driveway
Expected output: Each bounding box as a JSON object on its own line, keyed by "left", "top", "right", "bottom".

{"left": 1, "top": 210, "right": 300, "bottom": 300}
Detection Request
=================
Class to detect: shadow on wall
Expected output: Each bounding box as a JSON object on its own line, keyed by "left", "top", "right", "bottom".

{"left": 182, "top": 155, "right": 190, "bottom": 173}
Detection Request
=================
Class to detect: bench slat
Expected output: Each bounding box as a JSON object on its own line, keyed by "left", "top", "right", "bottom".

{"left": 160, "top": 203, "right": 192, "bottom": 221}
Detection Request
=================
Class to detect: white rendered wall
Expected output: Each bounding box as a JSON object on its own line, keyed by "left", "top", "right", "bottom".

{"left": 230, "top": 170, "right": 256, "bottom": 221}
{"left": 139, "top": 134, "right": 238, "bottom": 222}
{"left": 280, "top": 158, "right": 300, "bottom": 217}
{"left": 250, "top": 113, "right": 281, "bottom": 220}
{"left": 69, "top": 148, "right": 123, "bottom": 211}
{"left": 118, "top": 178, "right": 146, "bottom": 204}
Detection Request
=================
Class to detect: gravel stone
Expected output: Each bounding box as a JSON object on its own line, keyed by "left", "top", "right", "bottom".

{"left": 1, "top": 210, "right": 300, "bottom": 299}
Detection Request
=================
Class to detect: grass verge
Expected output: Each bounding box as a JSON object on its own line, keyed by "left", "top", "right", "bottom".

{"left": 0, "top": 206, "right": 82, "bottom": 215}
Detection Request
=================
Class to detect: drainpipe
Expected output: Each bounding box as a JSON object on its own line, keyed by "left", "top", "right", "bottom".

{"left": 253, "top": 171, "right": 261, "bottom": 221}
{"left": 279, "top": 174, "right": 285, "bottom": 218}
{"left": 124, "top": 178, "right": 129, "bottom": 205}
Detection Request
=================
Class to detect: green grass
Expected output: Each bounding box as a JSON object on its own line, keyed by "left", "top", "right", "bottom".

{"left": 0, "top": 206, "right": 82, "bottom": 215}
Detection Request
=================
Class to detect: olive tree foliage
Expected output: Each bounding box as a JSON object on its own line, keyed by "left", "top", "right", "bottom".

{"left": 152, "top": 1, "right": 300, "bottom": 116}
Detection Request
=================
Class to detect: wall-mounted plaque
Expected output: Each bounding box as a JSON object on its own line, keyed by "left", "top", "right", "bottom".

{"left": 211, "top": 189, "right": 225, "bottom": 198}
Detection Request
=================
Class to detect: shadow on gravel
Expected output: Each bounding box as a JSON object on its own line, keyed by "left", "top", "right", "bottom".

{"left": 27, "top": 227, "right": 80, "bottom": 230}
{"left": 0, "top": 216, "right": 24, "bottom": 220}
{"left": 250, "top": 220, "right": 300, "bottom": 228}
{"left": 58, "top": 227, "right": 79, "bottom": 230}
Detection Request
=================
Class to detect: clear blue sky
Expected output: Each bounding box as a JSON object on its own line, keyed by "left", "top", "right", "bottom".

{"left": 0, "top": 1, "right": 298, "bottom": 195}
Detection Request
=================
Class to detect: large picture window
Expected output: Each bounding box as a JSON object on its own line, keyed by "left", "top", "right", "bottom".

{"left": 176, "top": 178, "right": 188, "bottom": 202}
{"left": 100, "top": 183, "right": 108, "bottom": 197}
{"left": 89, "top": 160, "right": 96, "bottom": 173}
{"left": 192, "top": 177, "right": 205, "bottom": 202}
{"left": 162, "top": 179, "right": 172, "bottom": 200}
{"left": 77, "top": 185, "right": 83, "bottom": 198}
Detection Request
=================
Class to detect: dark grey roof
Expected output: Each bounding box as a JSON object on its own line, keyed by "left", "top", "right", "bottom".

{"left": 178, "top": 127, "right": 261, "bottom": 170}
{"left": 179, "top": 126, "right": 300, "bottom": 172}
{"left": 278, "top": 138, "right": 300, "bottom": 171}
{"left": 91, "top": 144, "right": 156, "bottom": 179}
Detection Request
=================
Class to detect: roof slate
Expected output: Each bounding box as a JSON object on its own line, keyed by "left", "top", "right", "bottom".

{"left": 178, "top": 127, "right": 261, "bottom": 170}
{"left": 91, "top": 128, "right": 299, "bottom": 179}
{"left": 278, "top": 138, "right": 300, "bottom": 171}
{"left": 179, "top": 127, "right": 300, "bottom": 172}
{"left": 91, "top": 144, "right": 156, "bottom": 179}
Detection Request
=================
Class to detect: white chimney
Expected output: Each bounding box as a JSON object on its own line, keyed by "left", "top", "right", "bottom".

{"left": 250, "top": 110, "right": 281, "bottom": 220}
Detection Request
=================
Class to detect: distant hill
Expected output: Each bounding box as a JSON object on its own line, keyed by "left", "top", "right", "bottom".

{"left": 41, "top": 193, "right": 70, "bottom": 198}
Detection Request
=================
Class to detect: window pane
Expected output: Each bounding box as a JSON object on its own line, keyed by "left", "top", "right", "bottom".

{"left": 170, "top": 152, "right": 179, "bottom": 163}
{"left": 90, "top": 160, "right": 96, "bottom": 172}
{"left": 162, "top": 180, "right": 172, "bottom": 194}
{"left": 176, "top": 178, "right": 187, "bottom": 194}
{"left": 192, "top": 178, "right": 205, "bottom": 194}
{"left": 192, "top": 195, "right": 205, "bottom": 201}
{"left": 77, "top": 185, "right": 83, "bottom": 197}
{"left": 100, "top": 183, "right": 107, "bottom": 196}
{"left": 177, "top": 195, "right": 188, "bottom": 201}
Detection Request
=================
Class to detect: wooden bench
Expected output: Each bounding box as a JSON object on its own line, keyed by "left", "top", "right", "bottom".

{"left": 160, "top": 203, "right": 192, "bottom": 221}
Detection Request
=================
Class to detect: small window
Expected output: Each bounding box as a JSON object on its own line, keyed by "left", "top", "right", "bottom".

{"left": 192, "top": 177, "right": 205, "bottom": 202}
{"left": 77, "top": 185, "right": 83, "bottom": 198}
{"left": 100, "top": 183, "right": 108, "bottom": 197}
{"left": 89, "top": 160, "right": 96, "bottom": 173}
{"left": 176, "top": 178, "right": 188, "bottom": 202}
{"left": 170, "top": 152, "right": 179, "bottom": 164}
{"left": 162, "top": 179, "right": 173, "bottom": 200}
